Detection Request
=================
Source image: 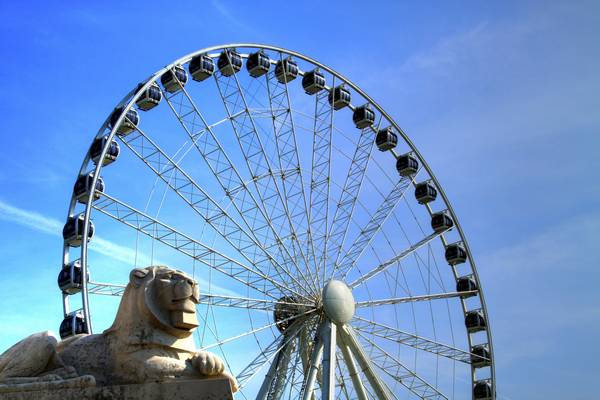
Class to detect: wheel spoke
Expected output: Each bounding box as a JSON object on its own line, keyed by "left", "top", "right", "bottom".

{"left": 212, "top": 58, "right": 319, "bottom": 294}
{"left": 355, "top": 329, "right": 448, "bottom": 400}
{"left": 199, "top": 294, "right": 314, "bottom": 311}
{"left": 307, "top": 81, "right": 334, "bottom": 283}
{"left": 87, "top": 281, "right": 125, "bottom": 296}
{"left": 116, "top": 125, "right": 308, "bottom": 297}
{"left": 353, "top": 316, "right": 472, "bottom": 363}
{"left": 92, "top": 192, "right": 306, "bottom": 301}
{"left": 159, "top": 73, "right": 313, "bottom": 298}
{"left": 265, "top": 56, "right": 319, "bottom": 286}
{"left": 201, "top": 308, "right": 315, "bottom": 352}
{"left": 348, "top": 232, "right": 444, "bottom": 289}
{"left": 325, "top": 120, "right": 379, "bottom": 278}
{"left": 334, "top": 176, "right": 415, "bottom": 280}
{"left": 356, "top": 291, "right": 475, "bottom": 308}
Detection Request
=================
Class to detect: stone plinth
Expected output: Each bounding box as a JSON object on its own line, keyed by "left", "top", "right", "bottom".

{"left": 0, "top": 378, "right": 233, "bottom": 400}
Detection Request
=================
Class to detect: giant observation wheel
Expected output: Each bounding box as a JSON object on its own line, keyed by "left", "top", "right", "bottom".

{"left": 60, "top": 44, "right": 495, "bottom": 400}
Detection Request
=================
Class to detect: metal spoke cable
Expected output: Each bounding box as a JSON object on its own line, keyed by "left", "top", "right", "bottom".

{"left": 335, "top": 176, "right": 414, "bottom": 281}
{"left": 352, "top": 316, "right": 474, "bottom": 363}
{"left": 158, "top": 77, "right": 314, "bottom": 298}
{"left": 212, "top": 57, "right": 319, "bottom": 294}
{"left": 92, "top": 192, "right": 302, "bottom": 300}
{"left": 116, "top": 126, "right": 312, "bottom": 299}
{"left": 355, "top": 291, "right": 476, "bottom": 307}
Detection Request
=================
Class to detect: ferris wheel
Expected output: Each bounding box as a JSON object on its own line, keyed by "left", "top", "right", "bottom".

{"left": 59, "top": 44, "right": 495, "bottom": 400}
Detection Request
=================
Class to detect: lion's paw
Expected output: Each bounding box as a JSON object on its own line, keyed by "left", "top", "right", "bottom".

{"left": 192, "top": 351, "right": 224, "bottom": 376}
{"left": 191, "top": 351, "right": 238, "bottom": 392}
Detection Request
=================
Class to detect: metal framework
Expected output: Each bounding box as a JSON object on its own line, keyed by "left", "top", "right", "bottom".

{"left": 62, "top": 43, "right": 496, "bottom": 400}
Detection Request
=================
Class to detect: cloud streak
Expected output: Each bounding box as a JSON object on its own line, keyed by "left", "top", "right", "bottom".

{"left": 0, "top": 198, "right": 240, "bottom": 297}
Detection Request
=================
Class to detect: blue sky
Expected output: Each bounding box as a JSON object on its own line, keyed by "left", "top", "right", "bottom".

{"left": 0, "top": 1, "right": 599, "bottom": 399}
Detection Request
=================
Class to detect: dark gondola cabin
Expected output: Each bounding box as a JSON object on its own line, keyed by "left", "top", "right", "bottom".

{"left": 90, "top": 135, "right": 120, "bottom": 166}
{"left": 471, "top": 345, "right": 491, "bottom": 368}
{"left": 396, "top": 153, "right": 419, "bottom": 177}
{"left": 160, "top": 65, "right": 188, "bottom": 93}
{"left": 302, "top": 69, "right": 326, "bottom": 95}
{"left": 275, "top": 57, "right": 299, "bottom": 83}
{"left": 473, "top": 380, "right": 493, "bottom": 400}
{"left": 353, "top": 105, "right": 375, "bottom": 129}
{"left": 328, "top": 85, "right": 351, "bottom": 110}
{"left": 414, "top": 181, "right": 437, "bottom": 204}
{"left": 135, "top": 82, "right": 162, "bottom": 111}
{"left": 246, "top": 50, "right": 270, "bottom": 78}
{"left": 74, "top": 173, "right": 105, "bottom": 204}
{"left": 58, "top": 260, "right": 88, "bottom": 295}
{"left": 218, "top": 49, "right": 242, "bottom": 77}
{"left": 465, "top": 309, "right": 487, "bottom": 333}
{"left": 431, "top": 210, "right": 454, "bottom": 233}
{"left": 109, "top": 107, "right": 139, "bottom": 136}
{"left": 376, "top": 127, "right": 398, "bottom": 151}
{"left": 456, "top": 275, "right": 478, "bottom": 297}
{"left": 60, "top": 311, "right": 87, "bottom": 339}
{"left": 189, "top": 54, "right": 215, "bottom": 82}
{"left": 63, "top": 214, "right": 94, "bottom": 247}
{"left": 445, "top": 242, "right": 467, "bottom": 265}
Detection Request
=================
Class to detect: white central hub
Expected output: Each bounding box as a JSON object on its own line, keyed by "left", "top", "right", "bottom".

{"left": 322, "top": 280, "right": 355, "bottom": 324}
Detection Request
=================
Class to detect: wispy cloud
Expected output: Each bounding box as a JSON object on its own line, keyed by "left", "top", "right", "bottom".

{"left": 400, "top": 22, "right": 489, "bottom": 74}
{"left": 210, "top": 0, "right": 260, "bottom": 37}
{"left": 0, "top": 198, "right": 239, "bottom": 297}
{"left": 0, "top": 198, "right": 154, "bottom": 265}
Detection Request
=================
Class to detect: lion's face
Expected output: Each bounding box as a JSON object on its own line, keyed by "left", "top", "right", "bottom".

{"left": 130, "top": 266, "right": 200, "bottom": 337}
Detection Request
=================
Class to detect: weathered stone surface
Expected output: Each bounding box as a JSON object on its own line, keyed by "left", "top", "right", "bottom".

{"left": 0, "top": 266, "right": 237, "bottom": 394}
{"left": 0, "top": 378, "right": 233, "bottom": 400}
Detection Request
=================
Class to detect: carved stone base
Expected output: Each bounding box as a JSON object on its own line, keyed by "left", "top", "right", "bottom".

{"left": 0, "top": 378, "right": 233, "bottom": 400}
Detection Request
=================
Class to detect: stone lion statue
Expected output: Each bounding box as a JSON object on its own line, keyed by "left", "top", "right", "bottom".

{"left": 0, "top": 266, "right": 238, "bottom": 392}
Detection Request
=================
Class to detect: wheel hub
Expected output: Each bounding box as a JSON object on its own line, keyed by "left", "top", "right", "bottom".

{"left": 321, "top": 280, "right": 355, "bottom": 324}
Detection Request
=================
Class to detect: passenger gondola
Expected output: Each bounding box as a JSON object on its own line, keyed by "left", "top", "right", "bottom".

{"left": 456, "top": 275, "right": 478, "bottom": 297}
{"left": 471, "top": 344, "right": 491, "bottom": 368}
{"left": 396, "top": 153, "right": 419, "bottom": 177}
{"left": 445, "top": 242, "right": 467, "bottom": 265}
{"left": 63, "top": 214, "right": 94, "bottom": 247}
{"left": 431, "top": 210, "right": 454, "bottom": 233}
{"left": 108, "top": 106, "right": 139, "bottom": 136}
{"left": 246, "top": 50, "right": 270, "bottom": 78}
{"left": 74, "top": 172, "right": 104, "bottom": 204}
{"left": 353, "top": 104, "right": 375, "bottom": 129}
{"left": 465, "top": 309, "right": 487, "bottom": 333}
{"left": 90, "top": 135, "right": 120, "bottom": 166}
{"left": 275, "top": 57, "right": 298, "bottom": 83}
{"left": 160, "top": 64, "right": 188, "bottom": 93}
{"left": 328, "top": 84, "right": 351, "bottom": 110}
{"left": 58, "top": 260, "right": 88, "bottom": 295}
{"left": 414, "top": 180, "right": 437, "bottom": 204}
{"left": 189, "top": 54, "right": 215, "bottom": 82}
{"left": 473, "top": 380, "right": 493, "bottom": 400}
{"left": 302, "top": 68, "right": 326, "bottom": 94}
{"left": 376, "top": 127, "right": 398, "bottom": 151}
{"left": 135, "top": 82, "right": 162, "bottom": 111}
{"left": 218, "top": 49, "right": 242, "bottom": 77}
{"left": 59, "top": 311, "right": 87, "bottom": 339}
